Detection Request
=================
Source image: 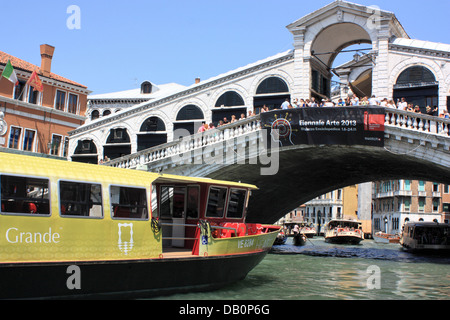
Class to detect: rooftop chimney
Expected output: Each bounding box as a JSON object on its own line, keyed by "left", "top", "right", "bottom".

{"left": 40, "top": 44, "right": 55, "bottom": 77}
{"left": 195, "top": 77, "right": 200, "bottom": 84}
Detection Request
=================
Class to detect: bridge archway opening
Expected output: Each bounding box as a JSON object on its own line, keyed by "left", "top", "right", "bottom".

{"left": 72, "top": 140, "right": 98, "bottom": 164}
{"left": 212, "top": 91, "right": 247, "bottom": 126}
{"left": 393, "top": 65, "right": 439, "bottom": 112}
{"left": 174, "top": 105, "right": 205, "bottom": 137}
{"left": 137, "top": 117, "right": 168, "bottom": 152}
{"left": 310, "top": 22, "right": 373, "bottom": 100}
{"left": 104, "top": 128, "right": 131, "bottom": 160}
{"left": 253, "top": 77, "right": 290, "bottom": 114}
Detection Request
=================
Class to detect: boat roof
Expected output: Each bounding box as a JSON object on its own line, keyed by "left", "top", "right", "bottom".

{"left": 404, "top": 221, "right": 450, "bottom": 228}
{"left": 328, "top": 219, "right": 361, "bottom": 225}
{"left": 0, "top": 152, "right": 258, "bottom": 190}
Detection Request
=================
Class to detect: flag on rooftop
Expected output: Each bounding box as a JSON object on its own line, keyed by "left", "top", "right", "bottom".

{"left": 27, "top": 70, "right": 43, "bottom": 92}
{"left": 1, "top": 60, "right": 19, "bottom": 86}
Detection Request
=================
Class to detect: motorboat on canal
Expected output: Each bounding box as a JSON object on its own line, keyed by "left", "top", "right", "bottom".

{"left": 300, "top": 223, "right": 316, "bottom": 238}
{"left": 400, "top": 222, "right": 450, "bottom": 253}
{"left": 324, "top": 219, "right": 364, "bottom": 245}
{"left": 0, "top": 152, "right": 280, "bottom": 299}
{"left": 373, "top": 231, "right": 400, "bottom": 244}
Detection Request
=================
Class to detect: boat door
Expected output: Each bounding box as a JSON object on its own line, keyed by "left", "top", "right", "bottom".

{"left": 159, "top": 186, "right": 186, "bottom": 248}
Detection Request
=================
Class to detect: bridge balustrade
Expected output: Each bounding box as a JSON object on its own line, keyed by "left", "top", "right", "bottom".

{"left": 104, "top": 107, "right": 450, "bottom": 170}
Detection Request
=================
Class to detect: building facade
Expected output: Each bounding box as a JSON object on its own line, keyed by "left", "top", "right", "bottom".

{"left": 372, "top": 180, "right": 448, "bottom": 235}
{"left": 0, "top": 44, "right": 89, "bottom": 157}
{"left": 68, "top": 1, "right": 450, "bottom": 164}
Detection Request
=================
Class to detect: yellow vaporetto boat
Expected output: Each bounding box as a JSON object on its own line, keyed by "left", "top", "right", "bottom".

{"left": 0, "top": 152, "right": 280, "bottom": 299}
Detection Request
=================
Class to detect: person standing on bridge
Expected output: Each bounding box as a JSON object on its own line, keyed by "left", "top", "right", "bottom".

{"left": 281, "top": 98, "right": 290, "bottom": 110}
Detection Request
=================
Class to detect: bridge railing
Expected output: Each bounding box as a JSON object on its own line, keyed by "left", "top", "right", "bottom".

{"left": 106, "top": 115, "right": 262, "bottom": 169}
{"left": 384, "top": 108, "right": 450, "bottom": 136}
{"left": 104, "top": 107, "right": 450, "bottom": 169}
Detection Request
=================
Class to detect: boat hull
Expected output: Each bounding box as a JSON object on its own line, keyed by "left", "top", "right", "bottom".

{"left": 0, "top": 250, "right": 269, "bottom": 299}
{"left": 325, "top": 236, "right": 363, "bottom": 245}
{"left": 373, "top": 234, "right": 400, "bottom": 244}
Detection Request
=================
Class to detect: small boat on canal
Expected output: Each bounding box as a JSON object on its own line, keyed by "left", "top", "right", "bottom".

{"left": 324, "top": 219, "right": 364, "bottom": 245}
{"left": 293, "top": 233, "right": 307, "bottom": 246}
{"left": 400, "top": 222, "right": 450, "bottom": 253}
{"left": 274, "top": 230, "right": 288, "bottom": 245}
{"left": 373, "top": 231, "right": 400, "bottom": 244}
{"left": 0, "top": 152, "right": 280, "bottom": 299}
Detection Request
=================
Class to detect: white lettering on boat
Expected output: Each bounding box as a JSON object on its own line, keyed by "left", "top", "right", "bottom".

{"left": 5, "top": 227, "right": 61, "bottom": 244}
{"left": 238, "top": 239, "right": 254, "bottom": 249}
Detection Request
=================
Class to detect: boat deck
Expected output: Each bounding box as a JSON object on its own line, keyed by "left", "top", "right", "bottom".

{"left": 162, "top": 248, "right": 195, "bottom": 258}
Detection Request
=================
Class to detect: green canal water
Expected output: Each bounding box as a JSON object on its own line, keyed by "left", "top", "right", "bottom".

{"left": 155, "top": 237, "right": 450, "bottom": 300}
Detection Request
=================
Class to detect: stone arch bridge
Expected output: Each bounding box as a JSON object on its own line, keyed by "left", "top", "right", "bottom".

{"left": 106, "top": 107, "right": 450, "bottom": 223}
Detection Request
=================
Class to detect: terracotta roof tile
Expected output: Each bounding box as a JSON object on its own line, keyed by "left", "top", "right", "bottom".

{"left": 0, "top": 50, "right": 87, "bottom": 89}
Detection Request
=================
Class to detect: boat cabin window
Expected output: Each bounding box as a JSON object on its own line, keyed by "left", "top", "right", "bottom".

{"left": 59, "top": 181, "right": 103, "bottom": 218}
{"left": 206, "top": 186, "right": 228, "bottom": 218}
{"left": 159, "top": 185, "right": 199, "bottom": 219}
{"left": 0, "top": 175, "right": 50, "bottom": 216}
{"left": 110, "top": 185, "right": 148, "bottom": 220}
{"left": 226, "top": 188, "right": 247, "bottom": 218}
{"left": 186, "top": 186, "right": 200, "bottom": 219}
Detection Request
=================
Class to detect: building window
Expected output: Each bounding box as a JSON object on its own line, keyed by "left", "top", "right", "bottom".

{"left": 418, "top": 198, "right": 425, "bottom": 212}
{"left": 418, "top": 181, "right": 425, "bottom": 192}
{"left": 256, "top": 77, "right": 289, "bottom": 94}
{"left": 14, "top": 81, "right": 26, "bottom": 101}
{"left": 433, "top": 199, "right": 440, "bottom": 212}
{"left": 141, "top": 81, "right": 152, "bottom": 94}
{"left": 55, "top": 90, "right": 66, "bottom": 111}
{"left": 8, "top": 126, "right": 22, "bottom": 149}
{"left": 404, "top": 198, "right": 411, "bottom": 212}
{"left": 433, "top": 183, "right": 439, "bottom": 192}
{"left": 68, "top": 93, "right": 78, "bottom": 114}
{"left": 50, "top": 134, "right": 62, "bottom": 156}
{"left": 28, "top": 87, "right": 39, "bottom": 105}
{"left": 404, "top": 180, "right": 411, "bottom": 191}
{"left": 91, "top": 110, "right": 100, "bottom": 120}
{"left": 23, "top": 129, "right": 36, "bottom": 152}
{"left": 60, "top": 181, "right": 103, "bottom": 218}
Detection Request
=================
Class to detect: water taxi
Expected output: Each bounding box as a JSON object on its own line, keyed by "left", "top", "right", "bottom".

{"left": 0, "top": 152, "right": 280, "bottom": 299}
{"left": 373, "top": 231, "right": 400, "bottom": 244}
{"left": 324, "top": 219, "right": 364, "bottom": 245}
{"left": 300, "top": 223, "right": 316, "bottom": 238}
{"left": 400, "top": 222, "right": 450, "bottom": 253}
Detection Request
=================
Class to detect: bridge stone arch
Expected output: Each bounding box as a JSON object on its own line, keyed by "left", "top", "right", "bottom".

{"left": 287, "top": 0, "right": 408, "bottom": 100}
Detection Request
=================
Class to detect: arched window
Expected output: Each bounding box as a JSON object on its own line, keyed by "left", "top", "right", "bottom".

{"left": 72, "top": 140, "right": 98, "bottom": 164}
{"left": 215, "top": 91, "right": 245, "bottom": 107}
{"left": 103, "top": 110, "right": 111, "bottom": 117}
{"left": 104, "top": 128, "right": 132, "bottom": 160}
{"left": 138, "top": 117, "right": 167, "bottom": 151}
{"left": 396, "top": 66, "right": 436, "bottom": 86}
{"left": 91, "top": 110, "right": 100, "bottom": 121}
{"left": 256, "top": 77, "right": 289, "bottom": 94}
{"left": 141, "top": 81, "right": 152, "bottom": 94}
{"left": 176, "top": 105, "right": 204, "bottom": 121}
{"left": 254, "top": 77, "right": 290, "bottom": 114}
{"left": 140, "top": 117, "right": 166, "bottom": 132}
{"left": 393, "top": 65, "right": 438, "bottom": 112}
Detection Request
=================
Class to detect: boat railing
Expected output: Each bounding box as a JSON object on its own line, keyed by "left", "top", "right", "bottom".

{"left": 159, "top": 222, "right": 238, "bottom": 241}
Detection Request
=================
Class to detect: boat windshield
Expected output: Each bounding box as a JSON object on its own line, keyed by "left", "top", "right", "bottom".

{"left": 328, "top": 220, "right": 360, "bottom": 229}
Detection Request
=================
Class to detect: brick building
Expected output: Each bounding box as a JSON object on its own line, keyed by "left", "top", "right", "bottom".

{"left": 0, "top": 44, "right": 90, "bottom": 157}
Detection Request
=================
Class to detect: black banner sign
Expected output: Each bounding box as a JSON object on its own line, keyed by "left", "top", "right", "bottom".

{"left": 260, "top": 107, "right": 385, "bottom": 147}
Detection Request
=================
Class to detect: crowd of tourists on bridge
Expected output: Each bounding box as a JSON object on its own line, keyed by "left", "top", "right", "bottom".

{"left": 273, "top": 94, "right": 449, "bottom": 119}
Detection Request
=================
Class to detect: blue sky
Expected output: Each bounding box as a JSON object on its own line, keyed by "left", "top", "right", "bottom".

{"left": 1, "top": 0, "right": 449, "bottom": 94}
